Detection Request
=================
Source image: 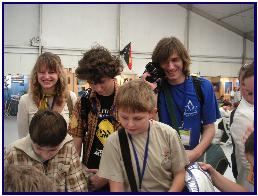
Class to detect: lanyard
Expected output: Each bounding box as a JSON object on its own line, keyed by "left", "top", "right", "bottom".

{"left": 38, "top": 95, "right": 56, "bottom": 111}
{"left": 128, "top": 124, "right": 150, "bottom": 190}
{"left": 49, "top": 95, "right": 56, "bottom": 110}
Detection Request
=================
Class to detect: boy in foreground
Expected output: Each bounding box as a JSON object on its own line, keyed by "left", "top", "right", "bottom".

{"left": 98, "top": 80, "right": 189, "bottom": 192}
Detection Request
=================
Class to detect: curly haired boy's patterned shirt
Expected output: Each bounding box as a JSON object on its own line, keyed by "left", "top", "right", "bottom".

{"left": 68, "top": 81, "right": 120, "bottom": 166}
{"left": 4, "top": 135, "right": 88, "bottom": 192}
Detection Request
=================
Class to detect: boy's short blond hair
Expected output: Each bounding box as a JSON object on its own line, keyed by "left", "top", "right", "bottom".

{"left": 116, "top": 79, "right": 156, "bottom": 112}
{"left": 4, "top": 164, "right": 56, "bottom": 192}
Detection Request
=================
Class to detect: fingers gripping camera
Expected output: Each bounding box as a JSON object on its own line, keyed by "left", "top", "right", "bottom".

{"left": 144, "top": 62, "right": 165, "bottom": 83}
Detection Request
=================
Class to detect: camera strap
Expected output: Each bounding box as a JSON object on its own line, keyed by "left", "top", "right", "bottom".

{"left": 118, "top": 128, "right": 138, "bottom": 192}
{"left": 161, "top": 81, "right": 179, "bottom": 132}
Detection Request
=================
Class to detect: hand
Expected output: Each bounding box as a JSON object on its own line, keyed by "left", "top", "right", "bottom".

{"left": 199, "top": 162, "right": 213, "bottom": 172}
{"left": 198, "top": 162, "right": 216, "bottom": 180}
{"left": 88, "top": 174, "right": 108, "bottom": 191}
{"left": 86, "top": 169, "right": 108, "bottom": 191}
{"left": 141, "top": 72, "right": 158, "bottom": 90}
{"left": 243, "top": 125, "right": 254, "bottom": 143}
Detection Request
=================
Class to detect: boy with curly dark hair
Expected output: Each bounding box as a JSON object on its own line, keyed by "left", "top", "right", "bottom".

{"left": 68, "top": 45, "right": 123, "bottom": 191}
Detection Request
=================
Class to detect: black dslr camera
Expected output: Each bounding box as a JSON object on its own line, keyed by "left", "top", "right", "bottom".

{"left": 144, "top": 62, "right": 165, "bottom": 83}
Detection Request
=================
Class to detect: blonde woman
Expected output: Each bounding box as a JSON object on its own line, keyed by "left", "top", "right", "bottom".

{"left": 17, "top": 52, "right": 77, "bottom": 138}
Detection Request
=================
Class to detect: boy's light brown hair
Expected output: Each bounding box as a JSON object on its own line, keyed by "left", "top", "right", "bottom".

{"left": 4, "top": 164, "right": 56, "bottom": 192}
{"left": 238, "top": 61, "right": 254, "bottom": 83}
{"left": 242, "top": 61, "right": 254, "bottom": 82}
{"left": 116, "top": 79, "right": 156, "bottom": 112}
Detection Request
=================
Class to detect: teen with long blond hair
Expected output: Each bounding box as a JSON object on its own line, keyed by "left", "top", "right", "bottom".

{"left": 17, "top": 52, "right": 77, "bottom": 138}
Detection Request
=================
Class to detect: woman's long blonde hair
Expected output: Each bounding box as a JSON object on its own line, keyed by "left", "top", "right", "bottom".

{"left": 29, "top": 52, "right": 67, "bottom": 106}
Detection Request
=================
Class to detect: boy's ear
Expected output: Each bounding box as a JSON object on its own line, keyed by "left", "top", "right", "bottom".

{"left": 149, "top": 108, "right": 158, "bottom": 120}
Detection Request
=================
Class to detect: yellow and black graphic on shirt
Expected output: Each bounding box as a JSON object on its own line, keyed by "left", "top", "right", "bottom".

{"left": 96, "top": 119, "right": 114, "bottom": 145}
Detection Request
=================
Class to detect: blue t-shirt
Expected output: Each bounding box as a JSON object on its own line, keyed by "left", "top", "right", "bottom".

{"left": 158, "top": 76, "right": 221, "bottom": 150}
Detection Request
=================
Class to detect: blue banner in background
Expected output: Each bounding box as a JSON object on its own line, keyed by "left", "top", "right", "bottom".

{"left": 4, "top": 75, "right": 29, "bottom": 116}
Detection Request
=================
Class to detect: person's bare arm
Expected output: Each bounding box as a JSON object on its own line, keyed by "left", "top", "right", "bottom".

{"left": 200, "top": 162, "right": 247, "bottom": 192}
{"left": 168, "top": 169, "right": 185, "bottom": 192}
{"left": 186, "top": 123, "right": 215, "bottom": 162}
{"left": 109, "top": 180, "right": 124, "bottom": 192}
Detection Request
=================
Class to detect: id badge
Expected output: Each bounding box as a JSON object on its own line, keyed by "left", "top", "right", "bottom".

{"left": 179, "top": 129, "right": 191, "bottom": 146}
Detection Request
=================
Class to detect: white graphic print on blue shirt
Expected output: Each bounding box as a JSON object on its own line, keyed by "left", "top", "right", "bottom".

{"left": 159, "top": 76, "right": 220, "bottom": 150}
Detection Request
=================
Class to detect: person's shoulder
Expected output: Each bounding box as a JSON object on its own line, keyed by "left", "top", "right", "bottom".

{"left": 192, "top": 77, "right": 213, "bottom": 94}
{"left": 57, "top": 135, "right": 79, "bottom": 158}
{"left": 60, "top": 134, "right": 74, "bottom": 148}
{"left": 232, "top": 105, "right": 253, "bottom": 128}
{"left": 188, "top": 76, "right": 211, "bottom": 89}
{"left": 19, "top": 93, "right": 31, "bottom": 102}
{"left": 100, "top": 131, "right": 119, "bottom": 151}
{"left": 234, "top": 99, "right": 253, "bottom": 117}
{"left": 238, "top": 98, "right": 253, "bottom": 109}
{"left": 8, "top": 136, "right": 28, "bottom": 149}
{"left": 4, "top": 138, "right": 27, "bottom": 159}
{"left": 4, "top": 143, "right": 15, "bottom": 156}
{"left": 107, "top": 130, "right": 119, "bottom": 142}
{"left": 198, "top": 77, "right": 212, "bottom": 87}
{"left": 151, "top": 120, "right": 178, "bottom": 135}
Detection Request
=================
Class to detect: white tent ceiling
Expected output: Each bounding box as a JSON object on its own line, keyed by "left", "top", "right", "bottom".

{"left": 180, "top": 4, "right": 254, "bottom": 42}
